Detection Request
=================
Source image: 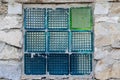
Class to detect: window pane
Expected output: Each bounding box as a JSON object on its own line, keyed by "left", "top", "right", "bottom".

{"left": 47, "top": 54, "right": 69, "bottom": 75}
{"left": 48, "top": 31, "right": 69, "bottom": 52}
{"left": 71, "top": 31, "right": 93, "bottom": 53}
{"left": 47, "top": 8, "right": 69, "bottom": 30}
{"left": 24, "top": 54, "right": 46, "bottom": 75}
{"left": 24, "top": 8, "right": 46, "bottom": 30}
{"left": 70, "top": 7, "right": 93, "bottom": 30}
{"left": 70, "top": 54, "right": 92, "bottom": 75}
{"left": 25, "top": 31, "right": 46, "bottom": 52}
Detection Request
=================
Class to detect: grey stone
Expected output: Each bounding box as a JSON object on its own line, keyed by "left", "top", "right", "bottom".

{"left": 0, "top": 61, "right": 21, "bottom": 80}
{"left": 94, "top": 48, "right": 110, "bottom": 60}
{"left": 111, "top": 33, "right": 120, "bottom": 48}
{"left": 110, "top": 3, "right": 120, "bottom": 16}
{"left": 0, "top": 30, "right": 22, "bottom": 47}
{"left": 3, "top": 0, "right": 94, "bottom": 3}
{"left": 95, "top": 59, "right": 120, "bottom": 80}
{"left": 95, "top": 16, "right": 119, "bottom": 23}
{"left": 0, "top": 41, "right": 5, "bottom": 52}
{"left": 94, "top": 3, "right": 110, "bottom": 14}
{"left": 8, "top": 3, "right": 22, "bottom": 14}
{"left": 0, "top": 43, "right": 22, "bottom": 60}
{"left": 0, "top": 15, "right": 22, "bottom": 30}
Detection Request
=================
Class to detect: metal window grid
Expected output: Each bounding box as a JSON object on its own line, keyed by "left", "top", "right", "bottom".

{"left": 24, "top": 7, "right": 94, "bottom": 76}
{"left": 71, "top": 31, "right": 93, "bottom": 53}
{"left": 47, "top": 8, "right": 69, "bottom": 30}
{"left": 24, "top": 8, "right": 46, "bottom": 30}
{"left": 48, "top": 31, "right": 69, "bottom": 52}
{"left": 24, "top": 54, "right": 46, "bottom": 75}
{"left": 47, "top": 54, "right": 69, "bottom": 75}
{"left": 25, "top": 31, "right": 46, "bottom": 52}
{"left": 70, "top": 54, "right": 92, "bottom": 75}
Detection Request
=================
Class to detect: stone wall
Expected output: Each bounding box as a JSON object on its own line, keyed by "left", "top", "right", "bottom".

{"left": 0, "top": 0, "right": 120, "bottom": 80}
{"left": 94, "top": 2, "right": 120, "bottom": 80}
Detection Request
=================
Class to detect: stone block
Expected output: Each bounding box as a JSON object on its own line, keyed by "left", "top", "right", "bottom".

{"left": 0, "top": 4, "right": 7, "bottom": 14}
{"left": 95, "top": 23, "right": 120, "bottom": 47}
{"left": 111, "top": 33, "right": 120, "bottom": 48}
{"left": 0, "top": 61, "right": 21, "bottom": 80}
{"left": 8, "top": 3, "right": 22, "bottom": 14}
{"left": 110, "top": 3, "right": 120, "bottom": 16}
{"left": 95, "top": 16, "right": 119, "bottom": 23}
{"left": 94, "top": 23, "right": 112, "bottom": 47}
{"left": 0, "top": 30, "right": 22, "bottom": 47}
{"left": 95, "top": 57, "right": 115, "bottom": 80}
{"left": 0, "top": 15, "right": 22, "bottom": 30}
{"left": 0, "top": 42, "right": 22, "bottom": 60}
{"left": 94, "top": 3, "right": 110, "bottom": 14}
{"left": 95, "top": 58, "right": 120, "bottom": 80}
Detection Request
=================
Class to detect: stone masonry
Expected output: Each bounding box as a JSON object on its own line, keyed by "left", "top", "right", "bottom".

{"left": 0, "top": 0, "right": 120, "bottom": 80}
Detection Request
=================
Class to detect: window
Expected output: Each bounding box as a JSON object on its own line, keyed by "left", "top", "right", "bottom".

{"left": 24, "top": 6, "right": 94, "bottom": 76}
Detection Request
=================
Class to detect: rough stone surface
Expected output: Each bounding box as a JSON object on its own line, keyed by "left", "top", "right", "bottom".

{"left": 0, "top": 30, "right": 22, "bottom": 47}
{"left": 94, "top": 13, "right": 120, "bottom": 80}
{"left": 110, "top": 3, "right": 120, "bottom": 16}
{"left": 111, "top": 33, "right": 120, "bottom": 48}
{"left": 95, "top": 47, "right": 120, "bottom": 79}
{"left": 0, "top": 15, "right": 22, "bottom": 30}
{"left": 95, "top": 16, "right": 119, "bottom": 23}
{"left": 94, "top": 3, "right": 110, "bottom": 14}
{"left": 94, "top": 47, "right": 110, "bottom": 60}
{"left": 0, "top": 61, "right": 21, "bottom": 80}
{"left": 3, "top": 0, "right": 94, "bottom": 3}
{"left": 8, "top": 3, "right": 22, "bottom": 14}
{"left": 0, "top": 42, "right": 22, "bottom": 60}
{"left": 95, "top": 23, "right": 120, "bottom": 47}
{"left": 96, "top": 0, "right": 115, "bottom": 2}
{"left": 95, "top": 58, "right": 120, "bottom": 80}
{"left": 95, "top": 23, "right": 111, "bottom": 47}
{"left": 0, "top": 3, "right": 7, "bottom": 14}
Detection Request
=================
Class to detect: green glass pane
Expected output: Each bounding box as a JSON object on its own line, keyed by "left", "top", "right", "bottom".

{"left": 70, "top": 7, "right": 93, "bottom": 30}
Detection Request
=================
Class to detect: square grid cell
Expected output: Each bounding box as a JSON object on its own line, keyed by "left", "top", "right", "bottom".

{"left": 71, "top": 31, "right": 93, "bottom": 53}
{"left": 47, "top": 54, "right": 69, "bottom": 75}
{"left": 24, "top": 54, "right": 46, "bottom": 75}
{"left": 70, "top": 54, "right": 92, "bottom": 75}
{"left": 47, "top": 8, "right": 69, "bottom": 30}
{"left": 25, "top": 31, "right": 46, "bottom": 52}
{"left": 24, "top": 8, "right": 46, "bottom": 29}
{"left": 70, "top": 7, "right": 93, "bottom": 30}
{"left": 48, "top": 31, "right": 69, "bottom": 52}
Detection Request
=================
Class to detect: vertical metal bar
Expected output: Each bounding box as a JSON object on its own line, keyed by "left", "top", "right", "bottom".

{"left": 45, "top": 8, "right": 48, "bottom": 74}
{"left": 68, "top": 8, "right": 71, "bottom": 75}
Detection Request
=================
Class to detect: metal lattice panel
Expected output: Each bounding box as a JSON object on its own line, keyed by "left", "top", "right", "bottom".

{"left": 24, "top": 7, "right": 94, "bottom": 76}
{"left": 25, "top": 31, "right": 46, "bottom": 52}
{"left": 70, "top": 7, "right": 93, "bottom": 30}
{"left": 47, "top": 8, "right": 69, "bottom": 30}
{"left": 71, "top": 31, "right": 93, "bottom": 53}
{"left": 70, "top": 54, "right": 92, "bottom": 75}
{"left": 24, "top": 8, "right": 46, "bottom": 30}
{"left": 24, "top": 54, "right": 46, "bottom": 75}
{"left": 48, "top": 32, "right": 69, "bottom": 52}
{"left": 47, "top": 54, "right": 69, "bottom": 75}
